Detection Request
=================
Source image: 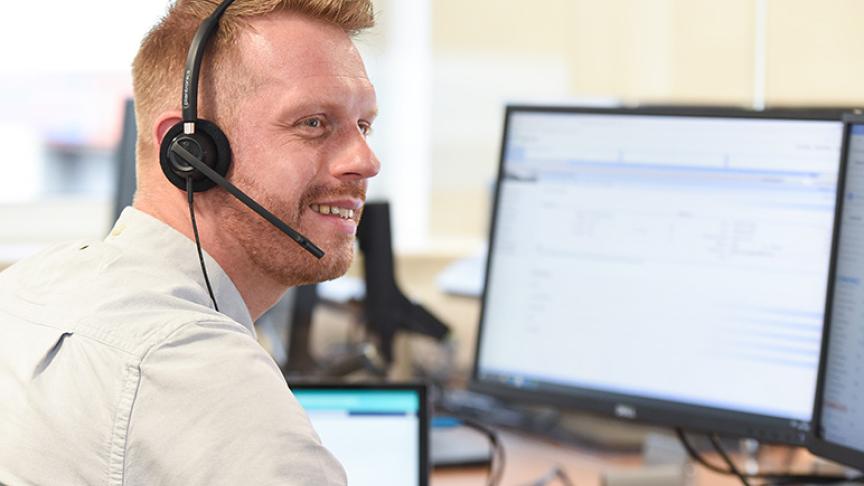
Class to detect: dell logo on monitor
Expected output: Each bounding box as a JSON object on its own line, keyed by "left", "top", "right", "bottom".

{"left": 614, "top": 404, "right": 637, "bottom": 420}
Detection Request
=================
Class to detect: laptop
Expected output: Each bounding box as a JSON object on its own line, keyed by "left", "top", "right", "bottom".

{"left": 290, "top": 382, "right": 429, "bottom": 486}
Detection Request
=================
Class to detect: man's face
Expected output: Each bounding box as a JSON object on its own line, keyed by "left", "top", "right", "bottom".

{"left": 213, "top": 12, "right": 380, "bottom": 287}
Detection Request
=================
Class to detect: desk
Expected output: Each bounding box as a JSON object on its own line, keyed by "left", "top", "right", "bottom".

{"left": 431, "top": 429, "right": 832, "bottom": 486}
{"left": 432, "top": 429, "right": 640, "bottom": 486}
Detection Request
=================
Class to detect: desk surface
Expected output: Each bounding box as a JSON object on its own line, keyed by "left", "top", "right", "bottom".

{"left": 430, "top": 429, "right": 832, "bottom": 486}
{"left": 432, "top": 429, "right": 639, "bottom": 486}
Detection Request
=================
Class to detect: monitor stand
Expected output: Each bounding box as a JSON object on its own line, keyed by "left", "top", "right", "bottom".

{"left": 356, "top": 201, "right": 450, "bottom": 362}
{"left": 280, "top": 284, "right": 389, "bottom": 379}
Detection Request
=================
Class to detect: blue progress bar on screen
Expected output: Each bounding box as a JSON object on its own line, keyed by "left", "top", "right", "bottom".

{"left": 293, "top": 389, "right": 420, "bottom": 414}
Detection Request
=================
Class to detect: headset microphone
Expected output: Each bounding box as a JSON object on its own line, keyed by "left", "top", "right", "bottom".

{"left": 168, "top": 142, "right": 324, "bottom": 259}
{"left": 157, "top": 0, "right": 324, "bottom": 310}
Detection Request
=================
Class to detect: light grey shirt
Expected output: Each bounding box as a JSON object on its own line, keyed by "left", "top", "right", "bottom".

{"left": 0, "top": 207, "right": 346, "bottom": 485}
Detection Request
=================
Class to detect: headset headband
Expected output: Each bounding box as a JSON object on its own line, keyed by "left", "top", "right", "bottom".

{"left": 182, "top": 0, "right": 237, "bottom": 132}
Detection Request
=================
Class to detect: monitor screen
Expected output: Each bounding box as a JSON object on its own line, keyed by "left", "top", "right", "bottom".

{"left": 291, "top": 384, "right": 427, "bottom": 486}
{"left": 113, "top": 98, "right": 136, "bottom": 224}
{"left": 474, "top": 107, "right": 844, "bottom": 443}
{"left": 810, "top": 119, "right": 864, "bottom": 469}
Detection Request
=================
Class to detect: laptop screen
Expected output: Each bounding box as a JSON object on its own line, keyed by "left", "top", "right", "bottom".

{"left": 291, "top": 384, "right": 428, "bottom": 486}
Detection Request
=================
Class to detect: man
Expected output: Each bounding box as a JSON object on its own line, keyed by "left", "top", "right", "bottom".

{"left": 0, "top": 0, "right": 379, "bottom": 484}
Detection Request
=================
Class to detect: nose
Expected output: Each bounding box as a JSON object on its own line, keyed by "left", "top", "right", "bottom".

{"left": 330, "top": 130, "right": 381, "bottom": 181}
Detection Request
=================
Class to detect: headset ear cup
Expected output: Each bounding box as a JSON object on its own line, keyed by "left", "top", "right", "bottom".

{"left": 159, "top": 119, "right": 232, "bottom": 192}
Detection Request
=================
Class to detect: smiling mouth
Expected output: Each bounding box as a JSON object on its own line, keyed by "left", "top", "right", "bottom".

{"left": 309, "top": 203, "right": 356, "bottom": 220}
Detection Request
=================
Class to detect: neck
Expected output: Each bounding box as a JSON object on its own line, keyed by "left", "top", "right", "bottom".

{"left": 134, "top": 193, "right": 285, "bottom": 321}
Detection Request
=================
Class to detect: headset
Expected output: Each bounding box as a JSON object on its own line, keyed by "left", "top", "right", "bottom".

{"left": 158, "top": 0, "right": 324, "bottom": 311}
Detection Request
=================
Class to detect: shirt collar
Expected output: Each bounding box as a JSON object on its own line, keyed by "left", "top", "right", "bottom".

{"left": 106, "top": 207, "right": 255, "bottom": 335}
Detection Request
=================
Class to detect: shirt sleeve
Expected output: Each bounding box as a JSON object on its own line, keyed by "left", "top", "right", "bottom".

{"left": 124, "top": 320, "right": 346, "bottom": 486}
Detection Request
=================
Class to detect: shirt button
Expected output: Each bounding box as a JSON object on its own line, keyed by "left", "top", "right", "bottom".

{"left": 111, "top": 223, "right": 126, "bottom": 237}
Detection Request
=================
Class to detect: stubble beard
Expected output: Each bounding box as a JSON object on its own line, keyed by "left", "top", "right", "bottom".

{"left": 213, "top": 175, "right": 363, "bottom": 288}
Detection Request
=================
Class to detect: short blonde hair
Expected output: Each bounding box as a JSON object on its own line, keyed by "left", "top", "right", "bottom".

{"left": 131, "top": 0, "right": 374, "bottom": 164}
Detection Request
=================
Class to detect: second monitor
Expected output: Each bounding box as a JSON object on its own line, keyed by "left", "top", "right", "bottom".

{"left": 809, "top": 114, "right": 864, "bottom": 470}
{"left": 473, "top": 106, "right": 844, "bottom": 444}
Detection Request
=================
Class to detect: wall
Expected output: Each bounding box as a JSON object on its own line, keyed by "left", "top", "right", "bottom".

{"left": 423, "top": 0, "right": 864, "bottom": 252}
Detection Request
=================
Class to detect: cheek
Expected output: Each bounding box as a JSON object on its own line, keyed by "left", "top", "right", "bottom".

{"left": 229, "top": 127, "right": 324, "bottom": 197}
{"left": 278, "top": 168, "right": 317, "bottom": 204}
{"left": 234, "top": 147, "right": 315, "bottom": 192}
{"left": 281, "top": 153, "right": 326, "bottom": 193}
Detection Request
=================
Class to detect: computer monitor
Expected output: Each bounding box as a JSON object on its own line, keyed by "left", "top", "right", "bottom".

{"left": 472, "top": 106, "right": 845, "bottom": 444}
{"left": 809, "top": 114, "right": 864, "bottom": 469}
{"left": 113, "top": 98, "right": 137, "bottom": 223}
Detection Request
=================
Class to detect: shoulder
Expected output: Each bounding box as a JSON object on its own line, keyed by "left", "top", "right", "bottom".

{"left": 0, "top": 238, "right": 249, "bottom": 357}
{"left": 126, "top": 320, "right": 347, "bottom": 485}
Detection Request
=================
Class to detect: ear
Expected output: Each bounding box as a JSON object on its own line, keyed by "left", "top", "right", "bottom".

{"left": 152, "top": 111, "right": 183, "bottom": 150}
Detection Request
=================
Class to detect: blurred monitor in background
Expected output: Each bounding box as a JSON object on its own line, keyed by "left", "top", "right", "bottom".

{"left": 113, "top": 98, "right": 137, "bottom": 223}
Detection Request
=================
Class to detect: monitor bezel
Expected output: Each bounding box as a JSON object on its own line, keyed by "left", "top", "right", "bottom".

{"left": 808, "top": 113, "right": 864, "bottom": 470}
{"left": 288, "top": 382, "right": 429, "bottom": 486}
{"left": 470, "top": 104, "right": 847, "bottom": 445}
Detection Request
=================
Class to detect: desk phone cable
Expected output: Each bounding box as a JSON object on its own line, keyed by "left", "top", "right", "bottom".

{"left": 675, "top": 428, "right": 864, "bottom": 485}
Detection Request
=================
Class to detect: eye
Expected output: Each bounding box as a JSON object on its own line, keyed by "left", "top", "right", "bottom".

{"left": 293, "top": 115, "right": 329, "bottom": 138}
{"left": 302, "top": 117, "right": 323, "bottom": 129}
{"left": 358, "top": 121, "right": 373, "bottom": 137}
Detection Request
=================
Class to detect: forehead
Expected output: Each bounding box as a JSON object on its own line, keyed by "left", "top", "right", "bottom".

{"left": 236, "top": 11, "right": 369, "bottom": 84}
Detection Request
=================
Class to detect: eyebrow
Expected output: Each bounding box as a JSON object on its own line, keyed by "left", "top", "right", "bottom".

{"left": 277, "top": 100, "right": 378, "bottom": 122}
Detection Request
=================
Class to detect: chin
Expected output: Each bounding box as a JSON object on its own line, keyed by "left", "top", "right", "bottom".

{"left": 313, "top": 249, "right": 354, "bottom": 282}
{"left": 265, "top": 240, "right": 355, "bottom": 287}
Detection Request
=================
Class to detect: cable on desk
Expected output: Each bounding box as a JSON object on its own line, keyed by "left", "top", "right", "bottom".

{"left": 675, "top": 428, "right": 864, "bottom": 485}
{"left": 459, "top": 417, "right": 506, "bottom": 486}
{"left": 708, "top": 433, "right": 751, "bottom": 486}
{"left": 526, "top": 465, "right": 576, "bottom": 486}
{"left": 676, "top": 428, "right": 734, "bottom": 475}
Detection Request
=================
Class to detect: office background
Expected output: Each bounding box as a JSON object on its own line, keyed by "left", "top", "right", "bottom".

{"left": 1, "top": 0, "right": 864, "bottom": 259}
{"left": 4, "top": 2, "right": 864, "bottom": 482}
